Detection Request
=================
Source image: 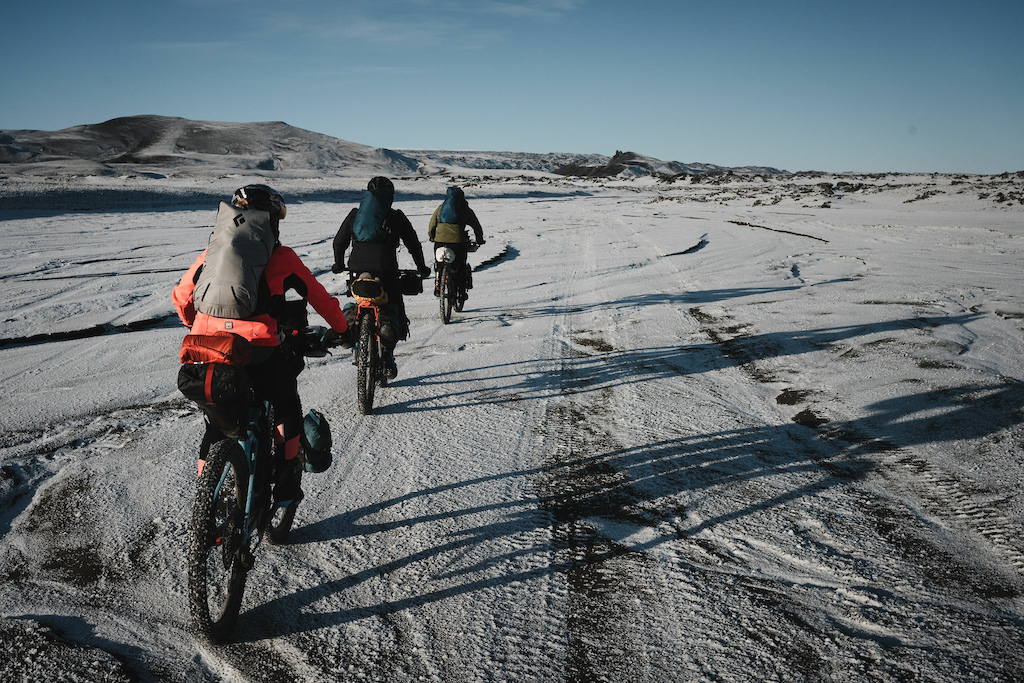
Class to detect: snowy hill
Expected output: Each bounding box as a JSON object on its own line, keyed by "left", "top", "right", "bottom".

{"left": 0, "top": 115, "right": 419, "bottom": 177}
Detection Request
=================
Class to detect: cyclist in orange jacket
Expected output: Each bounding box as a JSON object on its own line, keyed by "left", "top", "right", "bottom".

{"left": 173, "top": 184, "right": 351, "bottom": 504}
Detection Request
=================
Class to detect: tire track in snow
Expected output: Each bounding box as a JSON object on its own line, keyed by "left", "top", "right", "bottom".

{"left": 535, "top": 206, "right": 691, "bottom": 681}
{"left": 877, "top": 447, "right": 1024, "bottom": 575}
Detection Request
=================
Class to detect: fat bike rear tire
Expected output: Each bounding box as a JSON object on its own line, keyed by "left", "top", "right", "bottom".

{"left": 188, "top": 439, "right": 249, "bottom": 642}
{"left": 439, "top": 264, "right": 454, "bottom": 324}
{"left": 357, "top": 309, "right": 378, "bottom": 415}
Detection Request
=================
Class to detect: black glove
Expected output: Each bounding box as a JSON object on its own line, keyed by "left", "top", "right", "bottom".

{"left": 418, "top": 265, "right": 432, "bottom": 278}
{"left": 325, "top": 328, "right": 354, "bottom": 349}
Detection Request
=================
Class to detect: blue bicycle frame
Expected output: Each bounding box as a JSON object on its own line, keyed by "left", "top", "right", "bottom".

{"left": 211, "top": 399, "right": 273, "bottom": 563}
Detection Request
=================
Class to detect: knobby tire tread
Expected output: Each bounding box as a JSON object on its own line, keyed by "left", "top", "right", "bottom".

{"left": 439, "top": 264, "right": 453, "bottom": 324}
{"left": 357, "top": 309, "right": 377, "bottom": 414}
{"left": 455, "top": 266, "right": 466, "bottom": 313}
{"left": 188, "top": 439, "right": 249, "bottom": 642}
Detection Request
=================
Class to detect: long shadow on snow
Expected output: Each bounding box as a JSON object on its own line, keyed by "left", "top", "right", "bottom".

{"left": 464, "top": 278, "right": 888, "bottom": 323}
{"left": 234, "top": 419, "right": 865, "bottom": 642}
{"left": 384, "top": 312, "right": 984, "bottom": 415}
{"left": 230, "top": 319, "right": 1024, "bottom": 642}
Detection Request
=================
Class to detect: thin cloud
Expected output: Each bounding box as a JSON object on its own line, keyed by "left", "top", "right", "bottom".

{"left": 138, "top": 41, "right": 236, "bottom": 53}
{"left": 251, "top": 1, "right": 583, "bottom": 47}
{"left": 470, "top": 0, "right": 585, "bottom": 21}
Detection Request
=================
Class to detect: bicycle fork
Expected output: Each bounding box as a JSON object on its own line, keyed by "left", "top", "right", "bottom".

{"left": 211, "top": 430, "right": 260, "bottom": 570}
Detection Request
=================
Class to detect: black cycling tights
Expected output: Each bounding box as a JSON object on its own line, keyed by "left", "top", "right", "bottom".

{"left": 245, "top": 348, "right": 301, "bottom": 443}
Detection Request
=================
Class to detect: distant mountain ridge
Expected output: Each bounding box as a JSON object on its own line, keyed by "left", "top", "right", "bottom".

{"left": 0, "top": 115, "right": 418, "bottom": 176}
{"left": 0, "top": 115, "right": 785, "bottom": 177}
{"left": 552, "top": 150, "right": 786, "bottom": 177}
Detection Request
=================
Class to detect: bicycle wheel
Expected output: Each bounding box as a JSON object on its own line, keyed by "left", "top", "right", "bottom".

{"left": 188, "top": 439, "right": 249, "bottom": 642}
{"left": 357, "top": 309, "right": 378, "bottom": 414}
{"left": 439, "top": 263, "right": 453, "bottom": 324}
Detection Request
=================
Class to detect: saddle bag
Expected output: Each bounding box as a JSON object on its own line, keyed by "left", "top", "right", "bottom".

{"left": 177, "top": 332, "right": 253, "bottom": 440}
{"left": 349, "top": 274, "right": 388, "bottom": 304}
{"left": 179, "top": 331, "right": 253, "bottom": 365}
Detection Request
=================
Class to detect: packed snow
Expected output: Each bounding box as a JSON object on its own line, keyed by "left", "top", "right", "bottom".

{"left": 2, "top": 164, "right": 1024, "bottom": 681}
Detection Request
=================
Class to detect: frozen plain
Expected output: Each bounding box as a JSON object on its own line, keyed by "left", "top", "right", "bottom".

{"left": 1, "top": 168, "right": 1024, "bottom": 681}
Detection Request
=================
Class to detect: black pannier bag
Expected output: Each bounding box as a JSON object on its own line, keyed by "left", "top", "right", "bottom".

{"left": 299, "top": 409, "right": 333, "bottom": 473}
{"left": 178, "top": 363, "right": 252, "bottom": 440}
{"left": 399, "top": 271, "right": 423, "bottom": 295}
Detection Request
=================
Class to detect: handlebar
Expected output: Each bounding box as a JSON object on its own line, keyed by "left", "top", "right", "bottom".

{"left": 351, "top": 268, "right": 431, "bottom": 279}
{"left": 281, "top": 325, "right": 346, "bottom": 358}
{"left": 398, "top": 268, "right": 431, "bottom": 279}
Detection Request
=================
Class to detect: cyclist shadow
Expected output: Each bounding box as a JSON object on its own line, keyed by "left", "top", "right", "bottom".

{"left": 380, "top": 312, "right": 984, "bottom": 416}
{"left": 230, "top": 307, "right": 1021, "bottom": 643}
{"left": 233, "top": 372, "right": 1024, "bottom": 643}
{"left": 226, "top": 410, "right": 886, "bottom": 642}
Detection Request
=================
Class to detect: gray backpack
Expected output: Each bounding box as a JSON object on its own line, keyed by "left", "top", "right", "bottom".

{"left": 194, "top": 202, "right": 276, "bottom": 319}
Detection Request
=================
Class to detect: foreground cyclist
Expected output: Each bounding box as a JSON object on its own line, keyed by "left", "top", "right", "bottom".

{"left": 173, "top": 184, "right": 351, "bottom": 504}
{"left": 332, "top": 176, "right": 431, "bottom": 379}
{"left": 427, "top": 186, "right": 485, "bottom": 299}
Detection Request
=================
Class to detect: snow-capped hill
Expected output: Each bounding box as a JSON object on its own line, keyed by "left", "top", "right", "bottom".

{"left": 0, "top": 115, "right": 419, "bottom": 177}
{"left": 553, "top": 150, "right": 787, "bottom": 177}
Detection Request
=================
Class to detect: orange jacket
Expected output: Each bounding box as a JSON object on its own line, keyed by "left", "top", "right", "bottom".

{"left": 173, "top": 245, "right": 347, "bottom": 346}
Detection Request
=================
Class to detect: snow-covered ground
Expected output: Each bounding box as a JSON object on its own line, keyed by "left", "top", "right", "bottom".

{"left": 2, "top": 169, "right": 1024, "bottom": 681}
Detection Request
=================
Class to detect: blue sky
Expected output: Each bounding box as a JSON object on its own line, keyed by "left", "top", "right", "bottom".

{"left": 3, "top": 0, "right": 1022, "bottom": 173}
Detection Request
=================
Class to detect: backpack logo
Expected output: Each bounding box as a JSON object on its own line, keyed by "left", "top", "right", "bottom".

{"left": 233, "top": 214, "right": 246, "bottom": 227}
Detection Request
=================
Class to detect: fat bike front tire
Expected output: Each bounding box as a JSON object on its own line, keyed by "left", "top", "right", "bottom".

{"left": 188, "top": 439, "right": 249, "bottom": 642}
{"left": 357, "top": 310, "right": 378, "bottom": 415}
{"left": 439, "top": 264, "right": 454, "bottom": 324}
